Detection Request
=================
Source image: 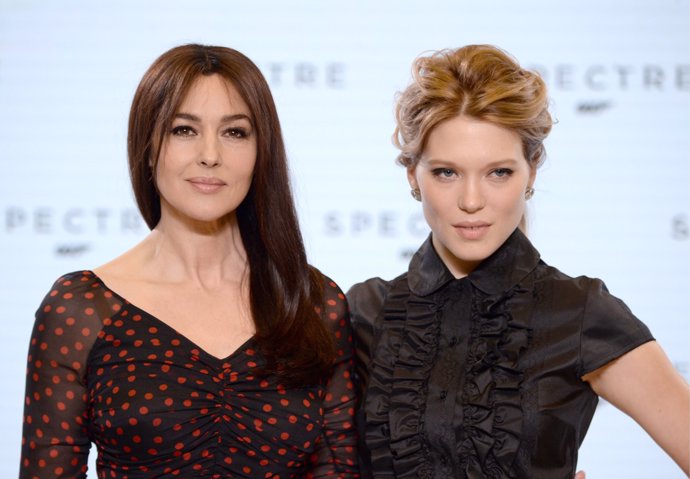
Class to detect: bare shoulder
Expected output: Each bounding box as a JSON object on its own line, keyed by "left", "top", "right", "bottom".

{"left": 91, "top": 237, "right": 161, "bottom": 301}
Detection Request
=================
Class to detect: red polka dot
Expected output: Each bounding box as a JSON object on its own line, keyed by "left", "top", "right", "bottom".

{"left": 19, "top": 271, "right": 359, "bottom": 477}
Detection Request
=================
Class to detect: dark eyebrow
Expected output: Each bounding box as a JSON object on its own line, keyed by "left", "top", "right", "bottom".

{"left": 174, "top": 112, "right": 253, "bottom": 123}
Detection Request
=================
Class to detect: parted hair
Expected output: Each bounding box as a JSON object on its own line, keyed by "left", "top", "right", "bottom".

{"left": 128, "top": 44, "right": 334, "bottom": 386}
{"left": 393, "top": 44, "right": 553, "bottom": 169}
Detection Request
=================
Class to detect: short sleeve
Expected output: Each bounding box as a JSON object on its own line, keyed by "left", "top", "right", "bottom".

{"left": 346, "top": 277, "right": 390, "bottom": 395}
{"left": 308, "top": 277, "right": 361, "bottom": 478}
{"left": 579, "top": 278, "right": 654, "bottom": 376}
{"left": 346, "top": 278, "right": 392, "bottom": 479}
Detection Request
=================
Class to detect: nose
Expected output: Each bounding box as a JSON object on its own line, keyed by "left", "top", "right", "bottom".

{"left": 457, "top": 179, "right": 485, "bottom": 213}
{"left": 198, "top": 136, "right": 221, "bottom": 168}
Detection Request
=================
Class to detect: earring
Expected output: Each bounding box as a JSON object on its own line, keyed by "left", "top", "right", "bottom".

{"left": 525, "top": 187, "right": 535, "bottom": 200}
{"left": 410, "top": 188, "right": 421, "bottom": 201}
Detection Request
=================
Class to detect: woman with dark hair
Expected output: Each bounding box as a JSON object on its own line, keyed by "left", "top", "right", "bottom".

{"left": 19, "top": 44, "right": 360, "bottom": 478}
{"left": 348, "top": 44, "right": 689, "bottom": 478}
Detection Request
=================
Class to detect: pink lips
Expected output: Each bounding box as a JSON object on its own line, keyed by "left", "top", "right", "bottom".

{"left": 453, "top": 221, "right": 490, "bottom": 240}
{"left": 187, "top": 177, "right": 226, "bottom": 193}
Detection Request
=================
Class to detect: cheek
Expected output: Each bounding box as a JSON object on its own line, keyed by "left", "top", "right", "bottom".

{"left": 498, "top": 190, "right": 527, "bottom": 219}
{"left": 227, "top": 147, "right": 257, "bottom": 175}
{"left": 420, "top": 189, "right": 454, "bottom": 226}
{"left": 154, "top": 162, "right": 170, "bottom": 186}
{"left": 244, "top": 155, "right": 258, "bottom": 176}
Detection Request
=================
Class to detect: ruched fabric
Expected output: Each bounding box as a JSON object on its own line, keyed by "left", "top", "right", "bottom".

{"left": 20, "top": 271, "right": 361, "bottom": 479}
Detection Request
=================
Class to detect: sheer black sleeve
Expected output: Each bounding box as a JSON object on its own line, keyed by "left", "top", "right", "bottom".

{"left": 308, "top": 278, "right": 361, "bottom": 478}
{"left": 19, "top": 272, "right": 111, "bottom": 479}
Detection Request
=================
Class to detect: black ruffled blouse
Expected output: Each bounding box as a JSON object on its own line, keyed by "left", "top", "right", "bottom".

{"left": 348, "top": 229, "right": 653, "bottom": 478}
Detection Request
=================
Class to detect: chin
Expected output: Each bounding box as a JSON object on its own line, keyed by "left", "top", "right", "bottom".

{"left": 173, "top": 209, "right": 236, "bottom": 228}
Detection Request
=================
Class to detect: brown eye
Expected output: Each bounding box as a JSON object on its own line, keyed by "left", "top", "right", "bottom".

{"left": 171, "top": 126, "right": 196, "bottom": 136}
{"left": 225, "top": 127, "right": 248, "bottom": 139}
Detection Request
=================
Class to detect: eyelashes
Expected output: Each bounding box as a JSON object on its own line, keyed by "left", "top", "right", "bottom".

{"left": 431, "top": 168, "right": 455, "bottom": 178}
{"left": 169, "top": 125, "right": 252, "bottom": 139}
{"left": 223, "top": 127, "right": 249, "bottom": 139}
{"left": 171, "top": 125, "right": 196, "bottom": 137}
{"left": 430, "top": 168, "right": 514, "bottom": 179}
{"left": 491, "top": 168, "right": 514, "bottom": 178}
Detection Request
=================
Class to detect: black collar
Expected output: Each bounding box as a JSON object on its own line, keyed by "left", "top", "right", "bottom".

{"left": 407, "top": 229, "right": 541, "bottom": 297}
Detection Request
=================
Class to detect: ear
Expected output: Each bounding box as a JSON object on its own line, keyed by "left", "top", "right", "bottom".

{"left": 528, "top": 164, "right": 537, "bottom": 189}
{"left": 407, "top": 165, "right": 418, "bottom": 189}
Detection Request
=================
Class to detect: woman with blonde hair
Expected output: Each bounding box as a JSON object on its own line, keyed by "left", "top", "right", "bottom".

{"left": 349, "top": 44, "right": 689, "bottom": 478}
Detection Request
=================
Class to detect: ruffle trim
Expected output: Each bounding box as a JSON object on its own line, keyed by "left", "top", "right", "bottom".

{"left": 364, "top": 275, "right": 533, "bottom": 478}
{"left": 363, "top": 277, "right": 439, "bottom": 478}
{"left": 458, "top": 286, "right": 532, "bottom": 478}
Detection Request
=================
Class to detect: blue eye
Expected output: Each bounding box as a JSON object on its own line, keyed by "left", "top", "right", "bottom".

{"left": 492, "top": 168, "right": 513, "bottom": 177}
{"left": 432, "top": 168, "right": 455, "bottom": 178}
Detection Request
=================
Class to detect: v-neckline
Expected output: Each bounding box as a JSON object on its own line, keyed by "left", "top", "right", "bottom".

{"left": 86, "top": 270, "right": 255, "bottom": 363}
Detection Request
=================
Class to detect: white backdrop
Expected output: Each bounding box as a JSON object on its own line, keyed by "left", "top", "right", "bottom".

{"left": 1, "top": 1, "right": 688, "bottom": 477}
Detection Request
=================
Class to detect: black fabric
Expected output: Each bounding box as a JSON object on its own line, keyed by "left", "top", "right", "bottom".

{"left": 348, "top": 229, "right": 653, "bottom": 478}
{"left": 20, "top": 271, "right": 360, "bottom": 479}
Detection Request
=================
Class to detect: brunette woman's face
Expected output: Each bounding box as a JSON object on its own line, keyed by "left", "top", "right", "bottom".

{"left": 155, "top": 74, "right": 257, "bottom": 228}
{"left": 408, "top": 115, "right": 535, "bottom": 278}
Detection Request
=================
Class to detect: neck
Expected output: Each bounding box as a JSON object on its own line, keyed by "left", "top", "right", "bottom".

{"left": 431, "top": 234, "right": 479, "bottom": 279}
{"left": 141, "top": 211, "right": 248, "bottom": 288}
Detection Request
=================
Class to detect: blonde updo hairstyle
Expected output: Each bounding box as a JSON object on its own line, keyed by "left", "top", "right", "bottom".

{"left": 393, "top": 44, "right": 552, "bottom": 170}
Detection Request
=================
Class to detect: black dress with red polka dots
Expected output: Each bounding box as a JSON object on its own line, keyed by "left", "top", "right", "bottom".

{"left": 20, "top": 270, "right": 360, "bottom": 479}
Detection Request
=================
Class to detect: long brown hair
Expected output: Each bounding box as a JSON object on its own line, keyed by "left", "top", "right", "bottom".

{"left": 128, "top": 44, "right": 334, "bottom": 386}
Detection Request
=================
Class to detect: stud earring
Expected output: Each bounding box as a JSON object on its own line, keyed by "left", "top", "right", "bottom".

{"left": 410, "top": 188, "right": 421, "bottom": 201}
{"left": 525, "top": 187, "right": 535, "bottom": 200}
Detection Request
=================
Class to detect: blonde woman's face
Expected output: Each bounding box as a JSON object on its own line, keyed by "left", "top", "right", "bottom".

{"left": 408, "top": 115, "right": 534, "bottom": 278}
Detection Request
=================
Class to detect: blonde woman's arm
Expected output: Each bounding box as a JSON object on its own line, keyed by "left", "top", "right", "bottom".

{"left": 583, "top": 340, "right": 690, "bottom": 476}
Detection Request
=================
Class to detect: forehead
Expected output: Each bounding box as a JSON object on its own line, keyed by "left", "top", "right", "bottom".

{"left": 178, "top": 74, "right": 251, "bottom": 114}
{"left": 423, "top": 115, "right": 524, "bottom": 162}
